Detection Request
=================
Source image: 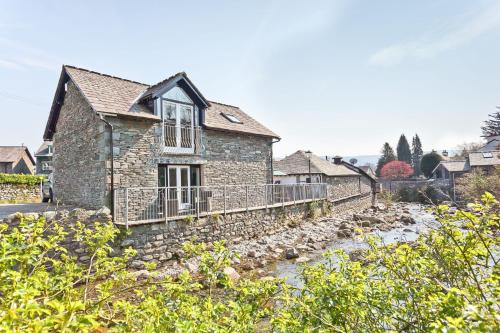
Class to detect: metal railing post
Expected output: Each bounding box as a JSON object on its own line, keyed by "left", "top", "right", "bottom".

{"left": 281, "top": 185, "right": 284, "bottom": 207}
{"left": 125, "top": 188, "right": 129, "bottom": 229}
{"left": 245, "top": 185, "right": 249, "bottom": 212}
{"left": 164, "top": 186, "right": 168, "bottom": 223}
{"left": 265, "top": 184, "right": 268, "bottom": 210}
{"left": 223, "top": 185, "right": 227, "bottom": 215}
{"left": 196, "top": 186, "right": 200, "bottom": 219}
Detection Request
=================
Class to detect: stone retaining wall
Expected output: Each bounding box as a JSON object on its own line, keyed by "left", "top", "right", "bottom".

{"left": 1, "top": 192, "right": 375, "bottom": 269}
{"left": 0, "top": 183, "right": 40, "bottom": 203}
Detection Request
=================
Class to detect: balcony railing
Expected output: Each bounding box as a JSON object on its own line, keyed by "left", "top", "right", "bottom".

{"left": 163, "top": 124, "right": 201, "bottom": 154}
{"left": 114, "top": 183, "right": 328, "bottom": 227}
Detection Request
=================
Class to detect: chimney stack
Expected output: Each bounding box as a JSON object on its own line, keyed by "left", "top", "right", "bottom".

{"left": 333, "top": 155, "right": 343, "bottom": 165}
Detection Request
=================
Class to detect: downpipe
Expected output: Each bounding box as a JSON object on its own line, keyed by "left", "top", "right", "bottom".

{"left": 99, "top": 114, "right": 115, "bottom": 222}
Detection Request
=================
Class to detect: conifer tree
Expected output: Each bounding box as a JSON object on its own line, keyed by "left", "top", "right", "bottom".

{"left": 411, "top": 134, "right": 423, "bottom": 176}
{"left": 396, "top": 134, "right": 412, "bottom": 164}
{"left": 481, "top": 108, "right": 500, "bottom": 137}
{"left": 376, "top": 142, "right": 396, "bottom": 176}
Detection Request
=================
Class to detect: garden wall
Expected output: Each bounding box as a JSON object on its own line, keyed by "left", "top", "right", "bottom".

{"left": 0, "top": 183, "right": 40, "bottom": 203}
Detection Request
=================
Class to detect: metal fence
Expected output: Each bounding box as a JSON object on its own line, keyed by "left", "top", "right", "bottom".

{"left": 114, "top": 183, "right": 327, "bottom": 227}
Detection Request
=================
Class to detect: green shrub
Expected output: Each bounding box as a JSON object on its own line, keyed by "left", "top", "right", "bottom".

{"left": 0, "top": 173, "right": 44, "bottom": 186}
{"left": 1, "top": 194, "right": 498, "bottom": 332}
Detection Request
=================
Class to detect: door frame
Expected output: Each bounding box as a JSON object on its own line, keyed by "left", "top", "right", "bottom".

{"left": 167, "top": 165, "right": 191, "bottom": 210}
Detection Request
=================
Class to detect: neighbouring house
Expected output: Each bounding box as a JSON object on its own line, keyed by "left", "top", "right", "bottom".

{"left": 0, "top": 146, "right": 35, "bottom": 174}
{"left": 43, "top": 65, "right": 279, "bottom": 215}
{"left": 468, "top": 150, "right": 500, "bottom": 175}
{"left": 274, "top": 151, "right": 376, "bottom": 200}
{"left": 478, "top": 135, "right": 500, "bottom": 152}
{"left": 34, "top": 141, "right": 53, "bottom": 175}
{"left": 432, "top": 160, "right": 469, "bottom": 180}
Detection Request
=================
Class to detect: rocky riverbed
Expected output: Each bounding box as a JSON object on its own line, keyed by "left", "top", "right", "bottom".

{"left": 158, "top": 202, "right": 437, "bottom": 281}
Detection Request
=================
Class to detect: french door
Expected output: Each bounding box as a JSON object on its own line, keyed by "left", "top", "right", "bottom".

{"left": 159, "top": 165, "right": 191, "bottom": 210}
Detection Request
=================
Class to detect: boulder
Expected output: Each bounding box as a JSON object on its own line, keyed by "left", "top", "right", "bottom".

{"left": 285, "top": 247, "right": 299, "bottom": 259}
{"left": 42, "top": 211, "right": 57, "bottom": 222}
{"left": 247, "top": 250, "right": 257, "bottom": 258}
{"left": 96, "top": 206, "right": 111, "bottom": 217}
{"left": 223, "top": 267, "right": 240, "bottom": 283}
{"left": 337, "top": 230, "right": 352, "bottom": 238}
{"left": 295, "top": 256, "right": 311, "bottom": 264}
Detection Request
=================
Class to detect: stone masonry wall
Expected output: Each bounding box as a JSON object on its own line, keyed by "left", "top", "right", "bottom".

{"left": 52, "top": 81, "right": 107, "bottom": 209}
{"left": 203, "top": 130, "right": 273, "bottom": 186}
{"left": 326, "top": 175, "right": 372, "bottom": 200}
{"left": 0, "top": 183, "right": 40, "bottom": 203}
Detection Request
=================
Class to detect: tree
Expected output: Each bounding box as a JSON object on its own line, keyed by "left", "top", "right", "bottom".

{"left": 380, "top": 160, "right": 414, "bottom": 179}
{"left": 420, "top": 150, "right": 443, "bottom": 178}
{"left": 349, "top": 158, "right": 358, "bottom": 165}
{"left": 455, "top": 167, "right": 500, "bottom": 202}
{"left": 481, "top": 108, "right": 500, "bottom": 137}
{"left": 452, "top": 141, "right": 484, "bottom": 160}
{"left": 411, "top": 134, "right": 423, "bottom": 176}
{"left": 376, "top": 143, "right": 396, "bottom": 176}
{"left": 396, "top": 134, "right": 412, "bottom": 163}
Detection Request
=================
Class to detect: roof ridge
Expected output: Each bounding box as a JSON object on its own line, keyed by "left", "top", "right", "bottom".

{"left": 64, "top": 65, "right": 150, "bottom": 86}
{"left": 209, "top": 100, "right": 240, "bottom": 109}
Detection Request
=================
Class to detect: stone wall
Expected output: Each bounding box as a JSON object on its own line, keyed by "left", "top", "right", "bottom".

{"left": 326, "top": 175, "right": 372, "bottom": 200}
{"left": 203, "top": 130, "right": 273, "bottom": 185}
{"left": 0, "top": 183, "right": 40, "bottom": 203}
{"left": 52, "top": 81, "right": 107, "bottom": 209}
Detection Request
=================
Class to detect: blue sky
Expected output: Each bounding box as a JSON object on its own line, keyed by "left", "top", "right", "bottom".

{"left": 0, "top": 0, "right": 499, "bottom": 158}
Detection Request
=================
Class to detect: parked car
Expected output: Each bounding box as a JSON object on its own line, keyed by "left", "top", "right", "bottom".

{"left": 42, "top": 173, "right": 53, "bottom": 203}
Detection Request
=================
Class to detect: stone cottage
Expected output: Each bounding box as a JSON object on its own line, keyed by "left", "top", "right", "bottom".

{"left": 0, "top": 146, "right": 35, "bottom": 174}
{"left": 43, "top": 65, "right": 280, "bottom": 216}
{"left": 274, "top": 150, "right": 376, "bottom": 200}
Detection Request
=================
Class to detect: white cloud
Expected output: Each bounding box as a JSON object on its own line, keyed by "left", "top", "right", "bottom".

{"left": 369, "top": 2, "right": 500, "bottom": 66}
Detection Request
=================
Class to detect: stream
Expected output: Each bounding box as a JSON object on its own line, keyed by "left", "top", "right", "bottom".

{"left": 270, "top": 204, "right": 438, "bottom": 287}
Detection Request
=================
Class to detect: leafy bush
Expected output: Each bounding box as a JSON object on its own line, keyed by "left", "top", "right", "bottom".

{"left": 456, "top": 167, "right": 500, "bottom": 203}
{"left": 273, "top": 193, "right": 500, "bottom": 332}
{"left": 0, "top": 173, "right": 44, "bottom": 186}
{"left": 1, "top": 194, "right": 498, "bottom": 332}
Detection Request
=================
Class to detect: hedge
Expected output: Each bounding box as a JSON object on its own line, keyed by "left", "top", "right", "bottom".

{"left": 0, "top": 173, "right": 44, "bottom": 186}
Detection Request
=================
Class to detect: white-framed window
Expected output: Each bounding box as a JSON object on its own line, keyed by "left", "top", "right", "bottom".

{"left": 158, "top": 85, "right": 197, "bottom": 154}
{"left": 42, "top": 162, "right": 52, "bottom": 171}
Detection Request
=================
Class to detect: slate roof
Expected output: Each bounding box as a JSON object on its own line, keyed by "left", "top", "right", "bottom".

{"left": 45, "top": 65, "right": 278, "bottom": 139}
{"left": 478, "top": 136, "right": 500, "bottom": 152}
{"left": 469, "top": 151, "right": 500, "bottom": 167}
{"left": 434, "top": 160, "right": 470, "bottom": 173}
{"left": 274, "top": 151, "right": 359, "bottom": 177}
{"left": 0, "top": 146, "right": 35, "bottom": 165}
{"left": 35, "top": 141, "right": 52, "bottom": 157}
{"left": 205, "top": 102, "right": 279, "bottom": 138}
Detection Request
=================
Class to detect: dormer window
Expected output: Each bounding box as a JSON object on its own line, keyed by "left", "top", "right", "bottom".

{"left": 159, "top": 85, "right": 200, "bottom": 154}
{"left": 222, "top": 112, "right": 242, "bottom": 124}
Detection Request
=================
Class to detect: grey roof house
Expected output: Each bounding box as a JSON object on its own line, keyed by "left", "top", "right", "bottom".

{"left": 274, "top": 150, "right": 376, "bottom": 200}
{"left": 34, "top": 141, "right": 53, "bottom": 175}
{"left": 0, "top": 146, "right": 35, "bottom": 175}
{"left": 44, "top": 65, "right": 280, "bottom": 219}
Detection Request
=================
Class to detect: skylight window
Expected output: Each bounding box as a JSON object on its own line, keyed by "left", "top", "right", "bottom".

{"left": 482, "top": 152, "right": 493, "bottom": 158}
{"left": 222, "top": 113, "right": 242, "bottom": 124}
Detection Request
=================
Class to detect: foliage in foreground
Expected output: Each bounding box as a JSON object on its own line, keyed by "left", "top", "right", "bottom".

{"left": 0, "top": 194, "right": 499, "bottom": 332}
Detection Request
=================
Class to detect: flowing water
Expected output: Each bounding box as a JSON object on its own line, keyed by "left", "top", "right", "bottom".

{"left": 271, "top": 204, "right": 438, "bottom": 287}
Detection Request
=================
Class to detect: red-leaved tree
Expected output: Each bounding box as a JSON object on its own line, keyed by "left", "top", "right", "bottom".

{"left": 380, "top": 160, "right": 414, "bottom": 179}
